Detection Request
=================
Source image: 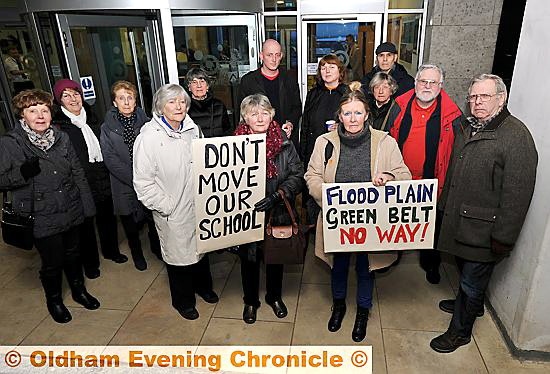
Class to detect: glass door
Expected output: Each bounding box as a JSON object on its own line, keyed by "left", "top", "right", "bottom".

{"left": 300, "top": 14, "right": 382, "bottom": 95}
{"left": 56, "top": 15, "right": 156, "bottom": 119}
{"left": 171, "top": 15, "right": 258, "bottom": 128}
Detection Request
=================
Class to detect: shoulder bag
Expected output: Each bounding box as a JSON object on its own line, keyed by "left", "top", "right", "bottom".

{"left": 1, "top": 182, "right": 35, "bottom": 250}
{"left": 263, "top": 189, "right": 306, "bottom": 264}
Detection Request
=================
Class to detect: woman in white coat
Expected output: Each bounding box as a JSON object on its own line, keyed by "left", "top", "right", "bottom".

{"left": 133, "top": 84, "right": 218, "bottom": 320}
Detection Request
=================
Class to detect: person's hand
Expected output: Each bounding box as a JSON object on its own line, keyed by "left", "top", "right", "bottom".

{"left": 20, "top": 156, "right": 41, "bottom": 181}
{"left": 491, "top": 238, "right": 513, "bottom": 255}
{"left": 254, "top": 191, "right": 281, "bottom": 212}
{"left": 372, "top": 172, "right": 394, "bottom": 186}
{"left": 282, "top": 121, "right": 293, "bottom": 138}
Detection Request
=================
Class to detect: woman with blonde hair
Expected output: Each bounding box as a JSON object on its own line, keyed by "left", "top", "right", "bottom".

{"left": 305, "top": 81, "right": 411, "bottom": 342}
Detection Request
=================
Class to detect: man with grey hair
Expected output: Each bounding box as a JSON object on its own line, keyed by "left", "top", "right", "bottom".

{"left": 430, "top": 73, "right": 537, "bottom": 353}
{"left": 385, "top": 64, "right": 463, "bottom": 284}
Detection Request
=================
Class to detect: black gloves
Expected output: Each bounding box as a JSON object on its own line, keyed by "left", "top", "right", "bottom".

{"left": 491, "top": 238, "right": 512, "bottom": 256}
{"left": 254, "top": 191, "right": 281, "bottom": 212}
{"left": 20, "top": 156, "right": 41, "bottom": 181}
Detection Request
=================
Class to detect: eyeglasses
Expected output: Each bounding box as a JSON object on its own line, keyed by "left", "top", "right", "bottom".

{"left": 416, "top": 79, "right": 442, "bottom": 88}
{"left": 466, "top": 93, "right": 500, "bottom": 103}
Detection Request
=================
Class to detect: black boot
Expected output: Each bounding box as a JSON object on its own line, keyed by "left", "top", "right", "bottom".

{"left": 352, "top": 306, "right": 369, "bottom": 342}
{"left": 129, "top": 240, "right": 147, "bottom": 271}
{"left": 328, "top": 299, "right": 346, "bottom": 332}
{"left": 41, "top": 273, "right": 72, "bottom": 324}
{"left": 64, "top": 255, "right": 100, "bottom": 310}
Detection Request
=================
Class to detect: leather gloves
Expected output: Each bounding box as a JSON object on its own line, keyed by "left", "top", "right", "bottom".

{"left": 254, "top": 191, "right": 281, "bottom": 212}
{"left": 491, "top": 238, "right": 513, "bottom": 256}
{"left": 20, "top": 156, "right": 41, "bottom": 181}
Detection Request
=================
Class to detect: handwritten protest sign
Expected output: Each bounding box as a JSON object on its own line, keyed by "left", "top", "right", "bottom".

{"left": 322, "top": 179, "right": 438, "bottom": 252}
{"left": 192, "top": 134, "right": 266, "bottom": 253}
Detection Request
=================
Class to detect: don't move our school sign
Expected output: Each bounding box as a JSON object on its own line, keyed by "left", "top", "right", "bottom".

{"left": 321, "top": 179, "right": 438, "bottom": 253}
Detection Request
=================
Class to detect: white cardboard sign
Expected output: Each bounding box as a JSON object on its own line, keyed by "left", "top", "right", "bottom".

{"left": 322, "top": 179, "right": 438, "bottom": 252}
{"left": 192, "top": 134, "right": 267, "bottom": 253}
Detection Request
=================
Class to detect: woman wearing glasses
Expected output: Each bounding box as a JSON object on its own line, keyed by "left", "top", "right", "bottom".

{"left": 305, "top": 81, "right": 410, "bottom": 342}
{"left": 185, "top": 68, "right": 233, "bottom": 138}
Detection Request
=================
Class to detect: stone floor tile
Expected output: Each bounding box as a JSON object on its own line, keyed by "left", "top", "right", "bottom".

{"left": 384, "top": 329, "right": 488, "bottom": 374}
{"left": 200, "top": 317, "right": 293, "bottom": 345}
{"left": 21, "top": 307, "right": 128, "bottom": 345}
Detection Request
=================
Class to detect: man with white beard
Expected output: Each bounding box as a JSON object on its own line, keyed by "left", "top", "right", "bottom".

{"left": 384, "top": 64, "right": 463, "bottom": 284}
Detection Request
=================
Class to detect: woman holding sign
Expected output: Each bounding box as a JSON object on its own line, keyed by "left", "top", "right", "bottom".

{"left": 304, "top": 82, "right": 410, "bottom": 342}
{"left": 235, "top": 94, "right": 303, "bottom": 324}
{"left": 133, "top": 84, "right": 218, "bottom": 320}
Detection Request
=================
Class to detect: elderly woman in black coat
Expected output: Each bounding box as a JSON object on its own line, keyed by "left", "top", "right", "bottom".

{"left": 234, "top": 94, "right": 303, "bottom": 324}
{"left": 186, "top": 68, "right": 233, "bottom": 137}
{"left": 52, "top": 79, "right": 126, "bottom": 279}
{"left": 100, "top": 80, "right": 161, "bottom": 271}
{"left": 0, "top": 89, "right": 99, "bottom": 323}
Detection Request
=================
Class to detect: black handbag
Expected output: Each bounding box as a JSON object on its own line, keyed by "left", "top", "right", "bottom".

{"left": 263, "top": 189, "right": 307, "bottom": 264}
{"left": 1, "top": 184, "right": 34, "bottom": 250}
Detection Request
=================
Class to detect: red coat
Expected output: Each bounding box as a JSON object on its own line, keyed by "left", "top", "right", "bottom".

{"left": 386, "top": 89, "right": 462, "bottom": 198}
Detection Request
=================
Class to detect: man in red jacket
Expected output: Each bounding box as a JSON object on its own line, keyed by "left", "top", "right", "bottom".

{"left": 384, "top": 64, "right": 463, "bottom": 284}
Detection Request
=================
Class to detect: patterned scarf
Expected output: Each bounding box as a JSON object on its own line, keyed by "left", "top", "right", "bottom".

{"left": 20, "top": 119, "right": 55, "bottom": 151}
{"left": 234, "top": 120, "right": 283, "bottom": 178}
{"left": 117, "top": 110, "right": 137, "bottom": 160}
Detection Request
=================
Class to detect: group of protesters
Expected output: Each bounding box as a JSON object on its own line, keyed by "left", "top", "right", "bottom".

{"left": 0, "top": 38, "right": 537, "bottom": 351}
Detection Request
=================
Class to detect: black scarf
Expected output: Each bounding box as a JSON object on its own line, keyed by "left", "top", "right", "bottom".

{"left": 397, "top": 94, "right": 441, "bottom": 179}
{"left": 117, "top": 110, "right": 137, "bottom": 160}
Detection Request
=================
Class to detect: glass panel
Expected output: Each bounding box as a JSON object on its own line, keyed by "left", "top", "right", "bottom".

{"left": 387, "top": 13, "right": 422, "bottom": 76}
{"left": 69, "top": 26, "right": 152, "bottom": 119}
{"left": 264, "top": 0, "right": 297, "bottom": 12}
{"left": 173, "top": 25, "right": 250, "bottom": 127}
{"left": 306, "top": 21, "right": 376, "bottom": 90}
{"left": 38, "top": 14, "right": 65, "bottom": 82}
{"left": 265, "top": 16, "right": 297, "bottom": 76}
{"left": 1, "top": 27, "right": 43, "bottom": 95}
{"left": 388, "top": 0, "right": 424, "bottom": 9}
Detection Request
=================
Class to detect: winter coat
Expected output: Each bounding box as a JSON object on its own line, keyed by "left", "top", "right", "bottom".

{"left": 133, "top": 113, "right": 202, "bottom": 266}
{"left": 299, "top": 82, "right": 347, "bottom": 165}
{"left": 265, "top": 130, "right": 304, "bottom": 227}
{"left": 237, "top": 68, "right": 302, "bottom": 146}
{"left": 0, "top": 125, "right": 96, "bottom": 238}
{"left": 437, "top": 108, "right": 537, "bottom": 262}
{"left": 100, "top": 107, "right": 150, "bottom": 216}
{"left": 304, "top": 126, "right": 411, "bottom": 269}
{"left": 187, "top": 92, "right": 232, "bottom": 138}
{"left": 369, "top": 97, "right": 395, "bottom": 131}
{"left": 361, "top": 62, "right": 415, "bottom": 99}
{"left": 385, "top": 89, "right": 463, "bottom": 198}
{"left": 53, "top": 103, "right": 111, "bottom": 203}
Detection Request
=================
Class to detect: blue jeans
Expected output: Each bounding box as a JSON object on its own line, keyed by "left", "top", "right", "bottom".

{"left": 331, "top": 252, "right": 374, "bottom": 309}
{"left": 450, "top": 258, "right": 495, "bottom": 337}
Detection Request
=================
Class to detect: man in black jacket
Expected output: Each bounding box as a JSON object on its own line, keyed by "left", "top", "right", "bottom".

{"left": 361, "top": 42, "right": 415, "bottom": 99}
{"left": 238, "top": 39, "right": 302, "bottom": 147}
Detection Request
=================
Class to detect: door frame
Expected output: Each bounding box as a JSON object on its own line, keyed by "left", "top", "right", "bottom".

{"left": 55, "top": 14, "right": 159, "bottom": 109}
{"left": 299, "top": 13, "right": 383, "bottom": 101}
{"left": 170, "top": 14, "right": 260, "bottom": 83}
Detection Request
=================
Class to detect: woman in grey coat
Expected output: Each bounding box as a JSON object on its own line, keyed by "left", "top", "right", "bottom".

{"left": 100, "top": 80, "right": 161, "bottom": 271}
{"left": 0, "top": 89, "right": 99, "bottom": 324}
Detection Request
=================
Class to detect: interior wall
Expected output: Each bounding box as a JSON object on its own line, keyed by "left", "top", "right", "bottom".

{"left": 424, "top": 0, "right": 503, "bottom": 108}
{"left": 487, "top": 0, "right": 550, "bottom": 353}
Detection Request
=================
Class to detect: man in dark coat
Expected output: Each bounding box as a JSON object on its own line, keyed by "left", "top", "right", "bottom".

{"left": 385, "top": 64, "right": 462, "bottom": 284}
{"left": 361, "top": 42, "right": 415, "bottom": 99}
{"left": 430, "top": 74, "right": 537, "bottom": 353}
{"left": 238, "top": 39, "right": 302, "bottom": 148}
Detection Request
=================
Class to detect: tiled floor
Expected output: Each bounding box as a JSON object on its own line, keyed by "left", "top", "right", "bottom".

{"left": 1, "top": 233, "right": 549, "bottom": 373}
